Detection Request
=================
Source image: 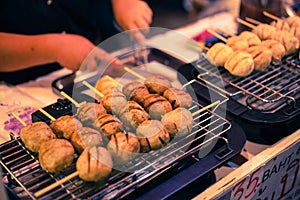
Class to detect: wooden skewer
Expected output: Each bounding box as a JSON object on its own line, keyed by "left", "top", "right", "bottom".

{"left": 216, "top": 28, "right": 235, "bottom": 37}
{"left": 36, "top": 106, "right": 56, "bottom": 121}
{"left": 105, "top": 75, "right": 123, "bottom": 87}
{"left": 236, "top": 18, "right": 256, "bottom": 29}
{"left": 82, "top": 80, "right": 104, "bottom": 98}
{"left": 124, "top": 66, "right": 146, "bottom": 81}
{"left": 206, "top": 29, "right": 227, "bottom": 43}
{"left": 192, "top": 100, "right": 221, "bottom": 117}
{"left": 60, "top": 91, "right": 80, "bottom": 107}
{"left": 34, "top": 171, "right": 79, "bottom": 198}
{"left": 262, "top": 11, "right": 281, "bottom": 21}
{"left": 245, "top": 17, "right": 262, "bottom": 25}
{"left": 11, "top": 112, "right": 27, "bottom": 126}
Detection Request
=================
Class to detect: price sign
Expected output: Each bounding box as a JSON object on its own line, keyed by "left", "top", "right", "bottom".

{"left": 230, "top": 141, "right": 300, "bottom": 200}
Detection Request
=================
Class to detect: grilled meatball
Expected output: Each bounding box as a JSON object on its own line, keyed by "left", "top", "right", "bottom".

{"left": 76, "top": 102, "right": 107, "bottom": 126}
{"left": 20, "top": 122, "right": 56, "bottom": 152}
{"left": 39, "top": 139, "right": 74, "bottom": 173}
{"left": 252, "top": 24, "right": 276, "bottom": 40}
{"left": 50, "top": 115, "right": 83, "bottom": 139}
{"left": 119, "top": 101, "right": 149, "bottom": 131}
{"left": 261, "top": 40, "right": 286, "bottom": 62}
{"left": 93, "top": 114, "right": 123, "bottom": 138}
{"left": 226, "top": 36, "right": 249, "bottom": 51}
{"left": 270, "top": 20, "right": 291, "bottom": 31}
{"left": 224, "top": 51, "right": 254, "bottom": 77}
{"left": 95, "top": 76, "right": 118, "bottom": 96}
{"left": 71, "top": 127, "right": 103, "bottom": 154}
{"left": 101, "top": 89, "right": 127, "bottom": 115}
{"left": 271, "top": 30, "right": 299, "bottom": 54}
{"left": 107, "top": 132, "right": 140, "bottom": 165}
{"left": 144, "top": 75, "right": 172, "bottom": 94}
{"left": 161, "top": 107, "right": 193, "bottom": 138}
{"left": 143, "top": 94, "right": 172, "bottom": 120}
{"left": 122, "top": 81, "right": 149, "bottom": 104}
{"left": 206, "top": 43, "right": 233, "bottom": 66}
{"left": 289, "top": 26, "right": 300, "bottom": 42}
{"left": 76, "top": 146, "right": 113, "bottom": 182}
{"left": 136, "top": 120, "right": 170, "bottom": 152}
{"left": 246, "top": 45, "right": 272, "bottom": 70}
{"left": 239, "top": 31, "right": 261, "bottom": 47}
{"left": 163, "top": 88, "right": 193, "bottom": 109}
{"left": 286, "top": 16, "right": 300, "bottom": 28}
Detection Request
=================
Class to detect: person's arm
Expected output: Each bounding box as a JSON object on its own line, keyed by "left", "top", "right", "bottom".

{"left": 0, "top": 32, "right": 120, "bottom": 72}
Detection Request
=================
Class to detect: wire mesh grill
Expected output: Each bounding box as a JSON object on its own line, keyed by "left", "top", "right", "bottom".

{"left": 0, "top": 101, "right": 230, "bottom": 200}
{"left": 195, "top": 52, "right": 300, "bottom": 112}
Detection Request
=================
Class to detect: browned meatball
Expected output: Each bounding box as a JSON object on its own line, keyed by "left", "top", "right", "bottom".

{"left": 71, "top": 127, "right": 103, "bottom": 154}
{"left": 95, "top": 76, "right": 118, "bottom": 96}
{"left": 161, "top": 107, "right": 193, "bottom": 138}
{"left": 136, "top": 120, "right": 170, "bottom": 152}
{"left": 122, "top": 81, "right": 149, "bottom": 104}
{"left": 76, "top": 146, "right": 113, "bottom": 182}
{"left": 76, "top": 102, "right": 107, "bottom": 125}
{"left": 163, "top": 88, "right": 193, "bottom": 109}
{"left": 20, "top": 121, "right": 56, "bottom": 152}
{"left": 246, "top": 45, "right": 273, "bottom": 71}
{"left": 39, "top": 139, "right": 74, "bottom": 173}
{"left": 50, "top": 115, "right": 83, "bottom": 139}
{"left": 143, "top": 94, "right": 172, "bottom": 120}
{"left": 119, "top": 101, "right": 149, "bottom": 131}
{"left": 144, "top": 75, "right": 172, "bottom": 94}
{"left": 93, "top": 114, "right": 123, "bottom": 138}
{"left": 101, "top": 89, "right": 127, "bottom": 115}
{"left": 107, "top": 132, "right": 140, "bottom": 165}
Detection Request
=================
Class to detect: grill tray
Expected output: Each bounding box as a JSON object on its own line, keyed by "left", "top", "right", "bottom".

{"left": 177, "top": 52, "right": 300, "bottom": 144}
{"left": 0, "top": 100, "right": 245, "bottom": 199}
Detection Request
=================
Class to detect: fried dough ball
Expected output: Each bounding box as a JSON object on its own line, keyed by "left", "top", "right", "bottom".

{"left": 144, "top": 75, "right": 172, "bottom": 94}
{"left": 122, "top": 81, "right": 149, "bottom": 104}
{"left": 93, "top": 114, "right": 123, "bottom": 138}
{"left": 76, "top": 146, "right": 113, "bottom": 182}
{"left": 246, "top": 45, "right": 272, "bottom": 70}
{"left": 50, "top": 115, "right": 83, "bottom": 139}
{"left": 286, "top": 16, "right": 300, "bottom": 28}
{"left": 271, "top": 30, "right": 299, "bottom": 54}
{"left": 143, "top": 94, "right": 172, "bottom": 120}
{"left": 101, "top": 89, "right": 127, "bottom": 115}
{"left": 226, "top": 36, "right": 249, "bottom": 51}
{"left": 161, "top": 107, "right": 193, "bottom": 138}
{"left": 20, "top": 121, "right": 56, "bottom": 152}
{"left": 239, "top": 31, "right": 261, "bottom": 47}
{"left": 76, "top": 102, "right": 107, "bottom": 126}
{"left": 107, "top": 132, "right": 140, "bottom": 165}
{"left": 71, "top": 127, "right": 103, "bottom": 154}
{"left": 261, "top": 40, "right": 286, "bottom": 62}
{"left": 224, "top": 51, "right": 254, "bottom": 77}
{"left": 39, "top": 139, "right": 74, "bottom": 173}
{"left": 206, "top": 43, "right": 233, "bottom": 66}
{"left": 163, "top": 88, "right": 193, "bottom": 109}
{"left": 119, "top": 101, "right": 149, "bottom": 131}
{"left": 270, "top": 20, "right": 291, "bottom": 31}
{"left": 136, "top": 120, "right": 170, "bottom": 152}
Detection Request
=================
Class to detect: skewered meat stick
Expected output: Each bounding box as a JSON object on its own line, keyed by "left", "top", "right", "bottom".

{"left": 124, "top": 66, "right": 172, "bottom": 94}
{"left": 12, "top": 113, "right": 56, "bottom": 153}
{"left": 93, "top": 113, "right": 124, "bottom": 139}
{"left": 136, "top": 120, "right": 170, "bottom": 152}
{"left": 107, "top": 132, "right": 140, "bottom": 165}
{"left": 122, "top": 80, "right": 150, "bottom": 104}
{"left": 143, "top": 94, "right": 172, "bottom": 120}
{"left": 207, "top": 29, "right": 249, "bottom": 51}
{"left": 245, "top": 45, "right": 272, "bottom": 71}
{"left": 206, "top": 43, "right": 234, "bottom": 67}
{"left": 119, "top": 100, "right": 149, "bottom": 131}
{"left": 263, "top": 11, "right": 300, "bottom": 28}
{"left": 83, "top": 80, "right": 127, "bottom": 116}
{"left": 34, "top": 146, "right": 113, "bottom": 198}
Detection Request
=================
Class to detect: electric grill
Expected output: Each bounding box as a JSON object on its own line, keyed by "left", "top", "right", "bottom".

{"left": 0, "top": 47, "right": 247, "bottom": 199}
{"left": 177, "top": 51, "right": 300, "bottom": 144}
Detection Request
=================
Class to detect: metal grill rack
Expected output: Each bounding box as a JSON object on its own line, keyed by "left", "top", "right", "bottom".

{"left": 194, "top": 52, "right": 300, "bottom": 113}
{"left": 0, "top": 100, "right": 234, "bottom": 200}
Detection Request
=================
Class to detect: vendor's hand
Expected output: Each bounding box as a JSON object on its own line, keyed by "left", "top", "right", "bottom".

{"left": 55, "top": 34, "right": 121, "bottom": 71}
{"left": 112, "top": 0, "right": 153, "bottom": 44}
